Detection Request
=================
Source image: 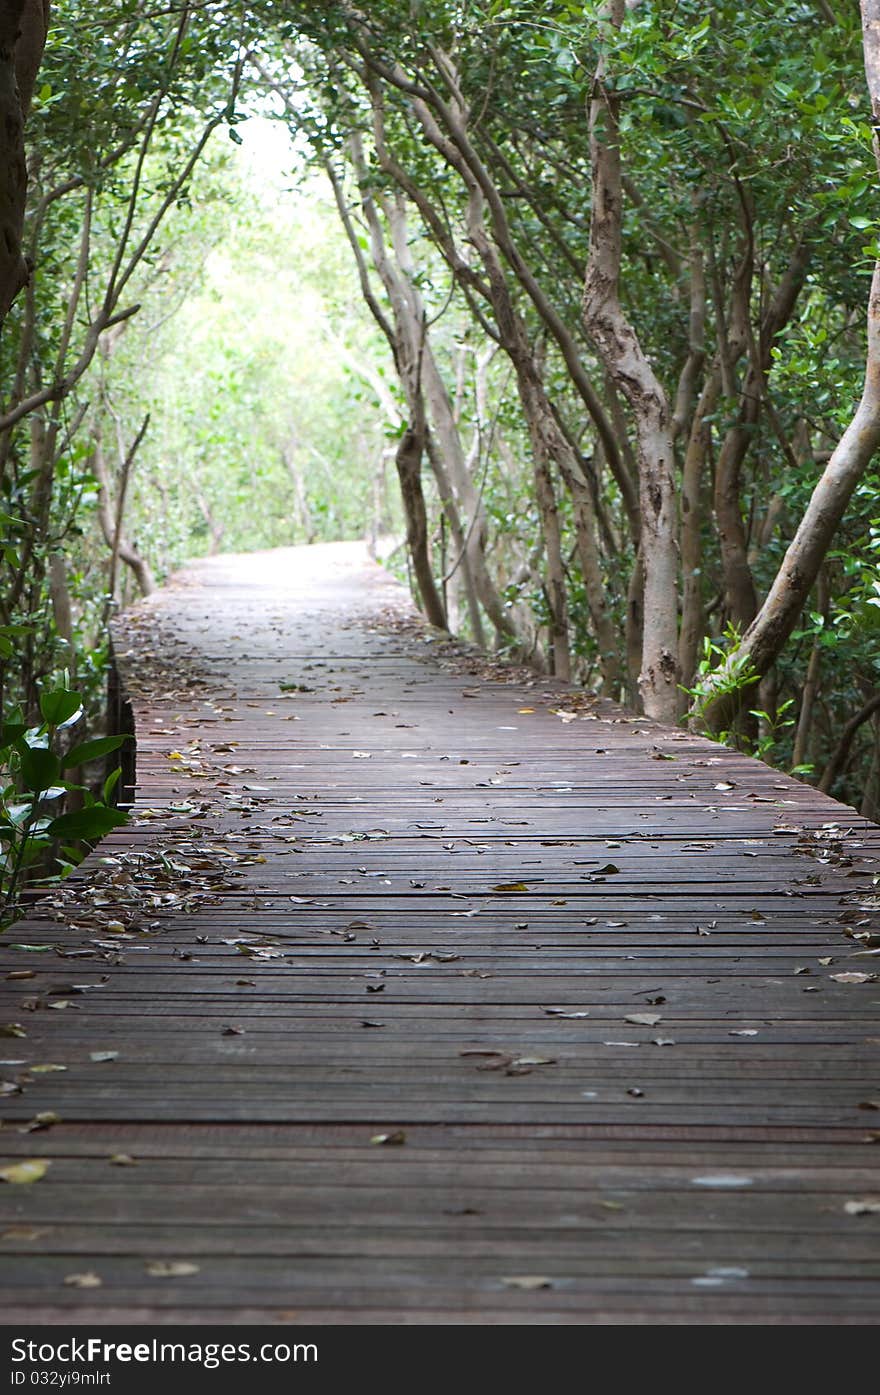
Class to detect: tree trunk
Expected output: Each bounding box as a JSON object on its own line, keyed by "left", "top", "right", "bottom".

{"left": 791, "top": 567, "right": 829, "bottom": 770}
{"left": 714, "top": 242, "right": 811, "bottom": 629}
{"left": 280, "top": 439, "right": 317, "bottom": 544}
{"left": 819, "top": 692, "right": 880, "bottom": 796}
{"left": 678, "top": 366, "right": 720, "bottom": 701}
{"left": 582, "top": 0, "right": 678, "bottom": 723}
{"left": 0, "top": 0, "right": 48, "bottom": 327}
{"left": 425, "top": 431, "right": 484, "bottom": 643}
{"left": 90, "top": 422, "right": 155, "bottom": 597}
{"left": 568, "top": 473, "right": 621, "bottom": 695}
{"left": 625, "top": 549, "right": 644, "bottom": 708}
{"left": 395, "top": 401, "right": 447, "bottom": 630}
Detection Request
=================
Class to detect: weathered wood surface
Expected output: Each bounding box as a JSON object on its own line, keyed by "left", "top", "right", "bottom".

{"left": 1, "top": 541, "right": 878, "bottom": 1324}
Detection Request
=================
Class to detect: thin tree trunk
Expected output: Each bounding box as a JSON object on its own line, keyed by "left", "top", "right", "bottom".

{"left": 280, "top": 439, "right": 317, "bottom": 544}
{"left": 625, "top": 549, "right": 644, "bottom": 708}
{"left": 395, "top": 394, "right": 447, "bottom": 630}
{"left": 48, "top": 553, "right": 72, "bottom": 647}
{"left": 568, "top": 473, "right": 621, "bottom": 694}
{"left": 582, "top": 0, "right": 678, "bottom": 722}
{"left": 714, "top": 242, "right": 811, "bottom": 629}
{"left": 819, "top": 692, "right": 880, "bottom": 795}
{"left": 792, "top": 567, "right": 829, "bottom": 770}
{"left": 678, "top": 365, "right": 721, "bottom": 701}
{"left": 426, "top": 431, "right": 483, "bottom": 643}
{"left": 109, "top": 412, "right": 149, "bottom": 602}
{"left": 860, "top": 714, "right": 880, "bottom": 819}
{"left": 90, "top": 422, "right": 155, "bottom": 597}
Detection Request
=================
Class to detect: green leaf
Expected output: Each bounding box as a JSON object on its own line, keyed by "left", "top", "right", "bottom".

{"left": 45, "top": 806, "right": 128, "bottom": 841}
{"left": 61, "top": 735, "right": 127, "bottom": 769}
{"left": 39, "top": 689, "right": 83, "bottom": 728}
{"left": 0, "top": 721, "right": 27, "bottom": 749}
{"left": 103, "top": 767, "right": 122, "bottom": 802}
{"left": 20, "top": 747, "right": 62, "bottom": 793}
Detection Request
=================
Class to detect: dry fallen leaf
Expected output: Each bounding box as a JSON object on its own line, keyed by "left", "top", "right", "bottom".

{"left": 0, "top": 1159, "right": 50, "bottom": 1185}
{"left": 844, "top": 1199, "right": 880, "bottom": 1216}
{"left": 830, "top": 972, "right": 876, "bottom": 985}
{"left": 64, "top": 1272, "right": 102, "bottom": 1289}
{"left": 19, "top": 1111, "right": 61, "bottom": 1134}
{"left": 625, "top": 1012, "right": 661, "bottom": 1027}
{"left": 370, "top": 1130, "right": 406, "bottom": 1146}
{"left": 501, "top": 1275, "right": 554, "bottom": 1290}
{"left": 90, "top": 1051, "right": 119, "bottom": 1062}
{"left": 146, "top": 1260, "right": 200, "bottom": 1277}
{"left": 109, "top": 1153, "right": 137, "bottom": 1167}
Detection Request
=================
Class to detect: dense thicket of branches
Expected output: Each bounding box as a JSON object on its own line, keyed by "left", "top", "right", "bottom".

{"left": 1, "top": 0, "right": 878, "bottom": 829}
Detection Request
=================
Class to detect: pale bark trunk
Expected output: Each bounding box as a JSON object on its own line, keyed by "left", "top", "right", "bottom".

{"left": 678, "top": 365, "right": 721, "bottom": 699}
{"left": 425, "top": 431, "right": 484, "bottom": 643}
{"left": 386, "top": 192, "right": 516, "bottom": 648}
{"left": 48, "top": 553, "right": 72, "bottom": 645}
{"left": 470, "top": 230, "right": 573, "bottom": 680}
{"left": 582, "top": 0, "right": 678, "bottom": 722}
{"left": 280, "top": 440, "right": 317, "bottom": 544}
{"left": 90, "top": 423, "right": 155, "bottom": 597}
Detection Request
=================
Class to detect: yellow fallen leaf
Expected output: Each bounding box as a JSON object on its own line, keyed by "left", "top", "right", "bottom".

{"left": 64, "top": 1272, "right": 102, "bottom": 1289}
{"left": 0, "top": 1159, "right": 50, "bottom": 1185}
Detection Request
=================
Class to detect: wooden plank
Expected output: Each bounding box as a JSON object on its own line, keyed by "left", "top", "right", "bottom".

{"left": 1, "top": 541, "right": 879, "bottom": 1324}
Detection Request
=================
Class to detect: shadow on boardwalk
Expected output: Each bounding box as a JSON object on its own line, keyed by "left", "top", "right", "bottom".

{"left": 1, "top": 542, "right": 879, "bottom": 1323}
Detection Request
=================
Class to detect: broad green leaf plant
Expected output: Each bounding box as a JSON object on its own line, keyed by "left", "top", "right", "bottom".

{"left": 0, "top": 680, "right": 129, "bottom": 928}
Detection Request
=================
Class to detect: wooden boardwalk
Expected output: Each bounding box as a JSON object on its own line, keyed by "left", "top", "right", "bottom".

{"left": 1, "top": 541, "right": 879, "bottom": 1324}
